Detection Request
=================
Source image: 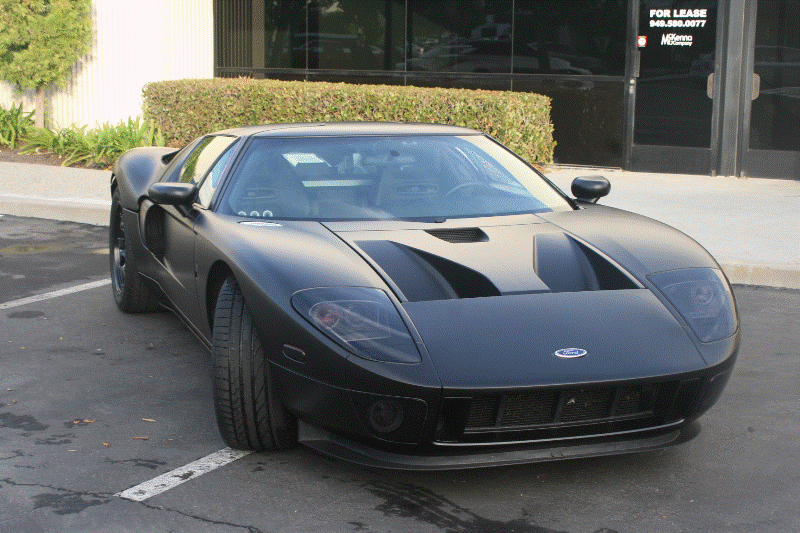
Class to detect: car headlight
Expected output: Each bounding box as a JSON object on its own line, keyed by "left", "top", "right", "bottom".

{"left": 292, "top": 287, "right": 421, "bottom": 364}
{"left": 648, "top": 268, "right": 738, "bottom": 343}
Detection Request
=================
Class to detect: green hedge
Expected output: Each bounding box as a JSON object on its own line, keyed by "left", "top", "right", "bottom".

{"left": 142, "top": 78, "right": 555, "bottom": 165}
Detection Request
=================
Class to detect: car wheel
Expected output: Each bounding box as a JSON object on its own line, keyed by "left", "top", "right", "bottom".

{"left": 211, "top": 277, "right": 298, "bottom": 451}
{"left": 109, "top": 188, "right": 159, "bottom": 313}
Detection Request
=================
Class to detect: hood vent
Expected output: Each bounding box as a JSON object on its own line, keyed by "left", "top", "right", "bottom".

{"left": 425, "top": 227, "right": 489, "bottom": 244}
{"left": 357, "top": 240, "right": 501, "bottom": 302}
{"left": 348, "top": 228, "right": 639, "bottom": 303}
{"left": 534, "top": 233, "right": 638, "bottom": 292}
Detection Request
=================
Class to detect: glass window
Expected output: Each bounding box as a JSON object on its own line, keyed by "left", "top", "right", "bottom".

{"left": 634, "top": 0, "right": 718, "bottom": 147}
{"left": 159, "top": 137, "right": 204, "bottom": 183}
{"left": 514, "top": 1, "right": 627, "bottom": 76}
{"left": 749, "top": 0, "right": 800, "bottom": 151}
{"left": 514, "top": 78, "right": 625, "bottom": 166}
{"left": 198, "top": 141, "right": 238, "bottom": 208}
{"left": 179, "top": 135, "right": 238, "bottom": 186}
{"left": 220, "top": 135, "right": 571, "bottom": 221}
{"left": 264, "top": 0, "right": 306, "bottom": 68}
{"left": 305, "top": 0, "right": 404, "bottom": 70}
{"left": 407, "top": 0, "right": 513, "bottom": 74}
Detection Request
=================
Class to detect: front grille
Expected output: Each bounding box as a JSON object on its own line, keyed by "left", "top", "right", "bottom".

{"left": 436, "top": 381, "right": 693, "bottom": 445}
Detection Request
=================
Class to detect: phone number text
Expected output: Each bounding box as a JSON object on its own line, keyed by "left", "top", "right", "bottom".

{"left": 650, "top": 19, "right": 707, "bottom": 28}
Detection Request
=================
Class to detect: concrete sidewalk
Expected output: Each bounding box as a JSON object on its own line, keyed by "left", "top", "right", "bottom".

{"left": 547, "top": 168, "right": 800, "bottom": 289}
{"left": 1, "top": 161, "right": 798, "bottom": 289}
{"left": 0, "top": 161, "right": 111, "bottom": 226}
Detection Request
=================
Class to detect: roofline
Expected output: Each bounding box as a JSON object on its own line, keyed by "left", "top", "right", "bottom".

{"left": 215, "top": 122, "right": 483, "bottom": 138}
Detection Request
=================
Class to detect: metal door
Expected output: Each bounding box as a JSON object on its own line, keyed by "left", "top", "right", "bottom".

{"left": 740, "top": 0, "right": 800, "bottom": 179}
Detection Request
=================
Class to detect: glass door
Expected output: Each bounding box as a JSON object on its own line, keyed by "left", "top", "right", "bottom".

{"left": 628, "top": 0, "right": 720, "bottom": 173}
{"left": 741, "top": 0, "right": 800, "bottom": 179}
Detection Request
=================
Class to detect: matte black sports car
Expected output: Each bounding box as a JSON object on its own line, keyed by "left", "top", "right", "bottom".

{"left": 110, "top": 123, "right": 739, "bottom": 469}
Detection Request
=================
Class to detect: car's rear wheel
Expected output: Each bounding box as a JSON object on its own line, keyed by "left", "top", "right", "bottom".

{"left": 109, "top": 188, "right": 159, "bottom": 313}
{"left": 211, "top": 277, "right": 297, "bottom": 451}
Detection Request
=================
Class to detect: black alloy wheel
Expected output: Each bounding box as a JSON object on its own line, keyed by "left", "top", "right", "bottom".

{"left": 109, "top": 188, "right": 159, "bottom": 312}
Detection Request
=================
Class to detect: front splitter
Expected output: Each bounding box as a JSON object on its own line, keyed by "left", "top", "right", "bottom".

{"left": 298, "top": 420, "right": 701, "bottom": 470}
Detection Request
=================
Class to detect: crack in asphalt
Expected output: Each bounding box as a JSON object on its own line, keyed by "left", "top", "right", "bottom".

{"left": 0, "top": 477, "right": 267, "bottom": 532}
{"left": 35, "top": 432, "right": 76, "bottom": 445}
{"left": 103, "top": 457, "right": 167, "bottom": 470}
{"left": 130, "top": 498, "right": 268, "bottom": 533}
{"left": 0, "top": 449, "right": 27, "bottom": 461}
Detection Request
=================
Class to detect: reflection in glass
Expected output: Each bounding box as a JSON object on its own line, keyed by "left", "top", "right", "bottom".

{"left": 215, "top": 1, "right": 632, "bottom": 166}
{"left": 406, "top": 1, "right": 512, "bottom": 73}
{"left": 749, "top": 0, "right": 800, "bottom": 151}
{"left": 404, "top": 1, "right": 623, "bottom": 75}
{"left": 305, "top": 0, "right": 403, "bottom": 70}
{"left": 264, "top": 0, "right": 305, "bottom": 68}
{"left": 514, "top": 1, "right": 627, "bottom": 76}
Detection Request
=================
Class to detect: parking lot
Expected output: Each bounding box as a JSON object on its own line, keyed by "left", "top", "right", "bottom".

{"left": 1, "top": 214, "right": 799, "bottom": 533}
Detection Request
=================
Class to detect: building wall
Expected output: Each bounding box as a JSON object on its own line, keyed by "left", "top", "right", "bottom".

{"left": 0, "top": 0, "right": 214, "bottom": 129}
{"left": 213, "top": 0, "right": 630, "bottom": 167}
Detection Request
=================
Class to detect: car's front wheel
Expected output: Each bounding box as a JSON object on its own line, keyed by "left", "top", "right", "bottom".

{"left": 211, "top": 277, "right": 297, "bottom": 451}
{"left": 109, "top": 188, "right": 159, "bottom": 313}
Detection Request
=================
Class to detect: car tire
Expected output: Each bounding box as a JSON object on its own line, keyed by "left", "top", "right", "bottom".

{"left": 109, "top": 188, "right": 159, "bottom": 313}
{"left": 211, "top": 277, "right": 298, "bottom": 451}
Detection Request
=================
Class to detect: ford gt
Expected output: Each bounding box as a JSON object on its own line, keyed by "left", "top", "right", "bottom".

{"left": 109, "top": 122, "right": 739, "bottom": 469}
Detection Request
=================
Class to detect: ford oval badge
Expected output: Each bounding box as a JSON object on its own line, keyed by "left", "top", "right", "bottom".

{"left": 554, "top": 348, "right": 587, "bottom": 359}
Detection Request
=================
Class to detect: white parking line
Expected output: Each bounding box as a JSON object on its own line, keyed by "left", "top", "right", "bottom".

{"left": 4, "top": 278, "right": 253, "bottom": 499}
{"left": 0, "top": 279, "right": 111, "bottom": 310}
{"left": 116, "top": 448, "right": 252, "bottom": 502}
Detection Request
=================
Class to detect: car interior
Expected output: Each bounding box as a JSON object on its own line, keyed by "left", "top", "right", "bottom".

{"left": 222, "top": 137, "right": 546, "bottom": 220}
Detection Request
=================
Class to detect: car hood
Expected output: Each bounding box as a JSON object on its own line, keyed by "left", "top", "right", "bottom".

{"left": 327, "top": 213, "right": 714, "bottom": 388}
{"left": 402, "top": 290, "right": 703, "bottom": 388}
{"left": 327, "top": 215, "right": 640, "bottom": 301}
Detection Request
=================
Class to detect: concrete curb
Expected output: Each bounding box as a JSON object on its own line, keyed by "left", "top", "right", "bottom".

{"left": 0, "top": 193, "right": 110, "bottom": 226}
{"left": 2, "top": 197, "right": 798, "bottom": 291}
{"left": 1, "top": 162, "right": 797, "bottom": 291}
{"left": 720, "top": 262, "right": 800, "bottom": 290}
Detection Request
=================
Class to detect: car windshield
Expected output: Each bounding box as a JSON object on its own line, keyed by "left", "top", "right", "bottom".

{"left": 219, "top": 134, "right": 571, "bottom": 221}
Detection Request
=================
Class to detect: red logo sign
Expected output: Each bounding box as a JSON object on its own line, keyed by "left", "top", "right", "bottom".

{"left": 637, "top": 35, "right": 648, "bottom": 47}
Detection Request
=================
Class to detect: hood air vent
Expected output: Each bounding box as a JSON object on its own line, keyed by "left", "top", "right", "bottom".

{"left": 425, "top": 227, "right": 488, "bottom": 244}
{"left": 356, "top": 240, "right": 501, "bottom": 302}
{"left": 534, "top": 233, "right": 638, "bottom": 292}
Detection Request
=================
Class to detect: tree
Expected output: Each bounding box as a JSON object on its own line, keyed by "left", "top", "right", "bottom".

{"left": 0, "top": 0, "right": 92, "bottom": 128}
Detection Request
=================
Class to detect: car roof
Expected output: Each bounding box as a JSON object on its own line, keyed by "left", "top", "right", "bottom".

{"left": 215, "top": 122, "right": 482, "bottom": 138}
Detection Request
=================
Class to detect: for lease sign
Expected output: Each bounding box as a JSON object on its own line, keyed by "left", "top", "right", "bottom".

{"left": 642, "top": 6, "right": 710, "bottom": 47}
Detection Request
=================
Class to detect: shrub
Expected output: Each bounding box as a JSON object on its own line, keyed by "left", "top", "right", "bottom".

{"left": 0, "top": 103, "right": 35, "bottom": 149}
{"left": 143, "top": 78, "right": 555, "bottom": 165}
{"left": 21, "top": 117, "right": 165, "bottom": 167}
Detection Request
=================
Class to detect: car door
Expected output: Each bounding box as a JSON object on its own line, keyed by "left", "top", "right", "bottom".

{"left": 148, "top": 135, "right": 239, "bottom": 331}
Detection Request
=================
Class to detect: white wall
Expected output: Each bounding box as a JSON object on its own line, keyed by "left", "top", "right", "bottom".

{"left": 0, "top": 0, "right": 213, "bottom": 128}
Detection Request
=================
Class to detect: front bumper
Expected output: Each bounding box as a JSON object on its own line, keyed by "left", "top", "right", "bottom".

{"left": 298, "top": 419, "right": 701, "bottom": 470}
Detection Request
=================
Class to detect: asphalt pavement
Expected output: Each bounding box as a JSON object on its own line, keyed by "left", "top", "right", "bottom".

{"left": 0, "top": 160, "right": 798, "bottom": 289}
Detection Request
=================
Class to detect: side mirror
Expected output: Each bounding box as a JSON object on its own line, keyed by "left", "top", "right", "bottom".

{"left": 571, "top": 175, "right": 610, "bottom": 203}
{"left": 148, "top": 182, "right": 197, "bottom": 206}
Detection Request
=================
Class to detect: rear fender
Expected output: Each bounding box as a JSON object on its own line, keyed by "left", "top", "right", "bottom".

{"left": 112, "top": 147, "right": 178, "bottom": 210}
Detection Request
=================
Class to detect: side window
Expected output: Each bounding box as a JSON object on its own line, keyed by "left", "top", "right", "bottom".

{"left": 197, "top": 144, "right": 236, "bottom": 208}
{"left": 160, "top": 137, "right": 204, "bottom": 182}
{"left": 179, "top": 135, "right": 237, "bottom": 185}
